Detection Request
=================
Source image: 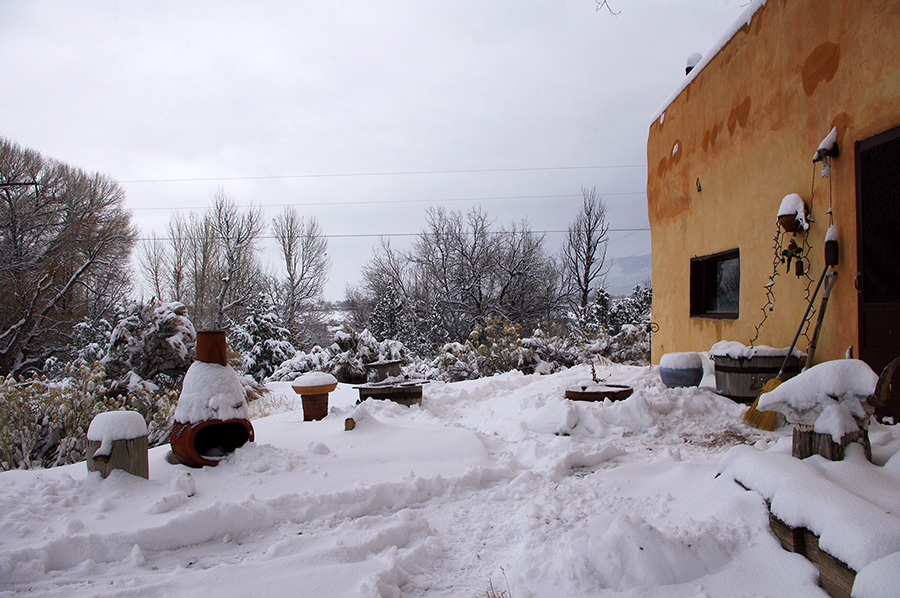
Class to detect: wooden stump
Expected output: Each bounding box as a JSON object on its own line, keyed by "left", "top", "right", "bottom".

{"left": 86, "top": 436, "right": 149, "bottom": 479}
{"left": 792, "top": 424, "right": 872, "bottom": 461}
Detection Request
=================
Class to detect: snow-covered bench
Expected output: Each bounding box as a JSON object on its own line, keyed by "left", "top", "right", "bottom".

{"left": 720, "top": 445, "right": 900, "bottom": 598}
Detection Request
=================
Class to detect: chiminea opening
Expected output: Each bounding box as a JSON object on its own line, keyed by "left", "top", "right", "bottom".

{"left": 194, "top": 421, "right": 253, "bottom": 457}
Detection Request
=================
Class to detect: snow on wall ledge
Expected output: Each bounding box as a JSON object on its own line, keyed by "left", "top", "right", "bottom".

{"left": 651, "top": 0, "right": 768, "bottom": 122}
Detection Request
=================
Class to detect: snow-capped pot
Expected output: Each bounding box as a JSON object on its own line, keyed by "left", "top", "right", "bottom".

{"left": 777, "top": 193, "right": 809, "bottom": 232}
{"left": 291, "top": 371, "right": 339, "bottom": 396}
{"left": 292, "top": 372, "right": 339, "bottom": 421}
{"left": 170, "top": 331, "right": 254, "bottom": 467}
{"left": 659, "top": 352, "right": 703, "bottom": 388}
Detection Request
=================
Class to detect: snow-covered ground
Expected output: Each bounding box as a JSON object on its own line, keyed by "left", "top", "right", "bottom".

{"left": 2, "top": 362, "right": 899, "bottom": 597}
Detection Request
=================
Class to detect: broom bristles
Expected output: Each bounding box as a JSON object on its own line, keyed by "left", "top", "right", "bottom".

{"left": 741, "top": 377, "right": 783, "bottom": 431}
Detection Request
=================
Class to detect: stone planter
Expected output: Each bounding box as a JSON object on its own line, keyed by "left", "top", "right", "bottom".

{"left": 659, "top": 352, "right": 703, "bottom": 388}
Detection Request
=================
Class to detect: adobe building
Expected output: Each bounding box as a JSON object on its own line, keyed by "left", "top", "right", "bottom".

{"left": 647, "top": 0, "right": 900, "bottom": 405}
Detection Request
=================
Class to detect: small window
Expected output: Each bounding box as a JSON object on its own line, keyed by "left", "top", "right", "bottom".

{"left": 690, "top": 249, "right": 739, "bottom": 318}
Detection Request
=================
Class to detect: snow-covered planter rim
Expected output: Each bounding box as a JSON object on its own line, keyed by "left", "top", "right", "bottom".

{"left": 659, "top": 352, "right": 702, "bottom": 370}
{"left": 709, "top": 341, "right": 805, "bottom": 360}
{"left": 292, "top": 371, "right": 338, "bottom": 388}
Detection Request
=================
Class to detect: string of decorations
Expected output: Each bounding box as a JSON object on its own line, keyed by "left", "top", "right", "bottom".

{"left": 750, "top": 162, "right": 821, "bottom": 348}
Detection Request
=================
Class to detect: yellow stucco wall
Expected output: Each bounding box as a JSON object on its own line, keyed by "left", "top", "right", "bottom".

{"left": 647, "top": 0, "right": 900, "bottom": 363}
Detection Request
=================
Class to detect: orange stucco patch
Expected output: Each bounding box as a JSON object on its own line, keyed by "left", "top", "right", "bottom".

{"left": 727, "top": 96, "right": 752, "bottom": 136}
{"left": 801, "top": 42, "right": 840, "bottom": 97}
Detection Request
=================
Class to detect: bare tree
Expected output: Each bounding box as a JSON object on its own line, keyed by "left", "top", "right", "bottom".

{"left": 138, "top": 237, "right": 168, "bottom": 301}
{"left": 136, "top": 192, "right": 267, "bottom": 331}
{"left": 272, "top": 207, "right": 329, "bottom": 340}
{"left": 0, "top": 137, "right": 137, "bottom": 375}
{"left": 562, "top": 187, "right": 610, "bottom": 309}
{"left": 356, "top": 206, "right": 565, "bottom": 343}
{"left": 210, "top": 191, "right": 264, "bottom": 329}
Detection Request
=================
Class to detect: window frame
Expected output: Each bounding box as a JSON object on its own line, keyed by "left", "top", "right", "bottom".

{"left": 690, "top": 248, "right": 740, "bottom": 319}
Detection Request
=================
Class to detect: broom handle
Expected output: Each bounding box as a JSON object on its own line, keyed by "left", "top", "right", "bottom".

{"left": 803, "top": 271, "right": 837, "bottom": 371}
{"left": 777, "top": 263, "right": 830, "bottom": 379}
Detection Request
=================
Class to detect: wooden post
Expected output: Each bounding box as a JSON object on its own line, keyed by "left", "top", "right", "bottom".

{"left": 86, "top": 435, "right": 149, "bottom": 479}
{"left": 792, "top": 424, "right": 872, "bottom": 461}
{"left": 86, "top": 411, "right": 150, "bottom": 479}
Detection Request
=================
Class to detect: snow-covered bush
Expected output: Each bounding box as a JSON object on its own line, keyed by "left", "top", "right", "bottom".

{"left": 102, "top": 300, "right": 195, "bottom": 414}
{"left": 229, "top": 296, "right": 297, "bottom": 382}
{"left": 426, "top": 319, "right": 578, "bottom": 381}
{"left": 0, "top": 361, "right": 179, "bottom": 470}
{"left": 603, "top": 323, "right": 652, "bottom": 365}
{"left": 1, "top": 363, "right": 121, "bottom": 470}
{"left": 270, "top": 327, "right": 409, "bottom": 384}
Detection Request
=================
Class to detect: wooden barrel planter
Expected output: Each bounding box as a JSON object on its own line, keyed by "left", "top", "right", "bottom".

{"left": 713, "top": 354, "right": 800, "bottom": 403}
{"left": 565, "top": 384, "right": 633, "bottom": 402}
{"left": 86, "top": 411, "right": 149, "bottom": 479}
{"left": 170, "top": 331, "right": 254, "bottom": 468}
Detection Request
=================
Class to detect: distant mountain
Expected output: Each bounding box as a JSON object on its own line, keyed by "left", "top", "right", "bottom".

{"left": 604, "top": 254, "right": 652, "bottom": 297}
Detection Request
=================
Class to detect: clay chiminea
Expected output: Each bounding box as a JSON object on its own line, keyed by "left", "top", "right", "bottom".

{"left": 170, "top": 331, "right": 255, "bottom": 467}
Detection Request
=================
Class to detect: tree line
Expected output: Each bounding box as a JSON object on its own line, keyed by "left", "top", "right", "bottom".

{"left": 1, "top": 137, "right": 646, "bottom": 379}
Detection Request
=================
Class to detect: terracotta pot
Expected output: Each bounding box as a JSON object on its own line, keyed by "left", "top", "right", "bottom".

{"left": 778, "top": 213, "right": 803, "bottom": 232}
{"left": 292, "top": 381, "right": 338, "bottom": 421}
{"left": 196, "top": 330, "right": 228, "bottom": 366}
{"left": 300, "top": 394, "right": 329, "bottom": 421}
{"left": 170, "top": 418, "right": 254, "bottom": 468}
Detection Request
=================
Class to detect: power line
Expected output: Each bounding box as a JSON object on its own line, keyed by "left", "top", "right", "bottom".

{"left": 119, "top": 164, "right": 646, "bottom": 185}
{"left": 135, "top": 227, "right": 650, "bottom": 243}
{"left": 128, "top": 191, "right": 647, "bottom": 212}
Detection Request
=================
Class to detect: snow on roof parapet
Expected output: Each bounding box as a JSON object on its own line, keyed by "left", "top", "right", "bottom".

{"left": 651, "top": 0, "right": 768, "bottom": 122}
{"left": 174, "top": 361, "right": 249, "bottom": 424}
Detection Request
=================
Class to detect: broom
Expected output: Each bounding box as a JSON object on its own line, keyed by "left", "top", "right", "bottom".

{"left": 742, "top": 263, "right": 834, "bottom": 430}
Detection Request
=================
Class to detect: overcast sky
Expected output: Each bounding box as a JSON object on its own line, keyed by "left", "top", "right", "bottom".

{"left": 0, "top": 0, "right": 746, "bottom": 301}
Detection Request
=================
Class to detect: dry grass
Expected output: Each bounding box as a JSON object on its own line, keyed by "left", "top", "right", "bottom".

{"left": 484, "top": 568, "right": 511, "bottom": 598}
{"left": 248, "top": 392, "right": 292, "bottom": 420}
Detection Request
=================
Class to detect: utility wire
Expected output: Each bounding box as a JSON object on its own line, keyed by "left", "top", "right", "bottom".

{"left": 119, "top": 164, "right": 646, "bottom": 185}
{"left": 128, "top": 191, "right": 647, "bottom": 212}
{"left": 135, "top": 227, "right": 650, "bottom": 243}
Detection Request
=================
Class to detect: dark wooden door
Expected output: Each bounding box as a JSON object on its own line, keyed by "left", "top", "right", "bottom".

{"left": 856, "top": 124, "right": 900, "bottom": 421}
